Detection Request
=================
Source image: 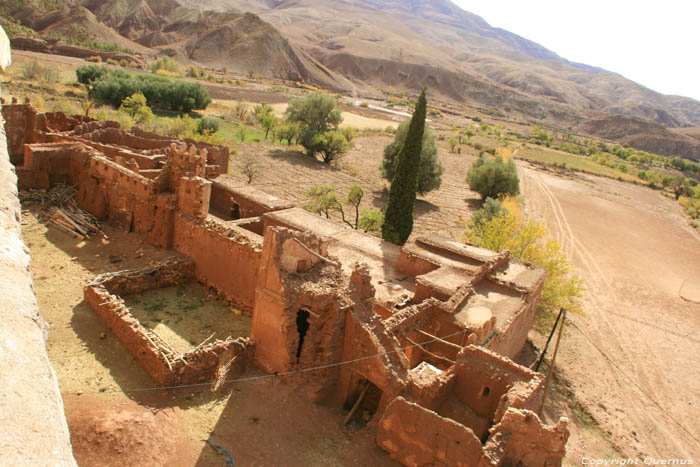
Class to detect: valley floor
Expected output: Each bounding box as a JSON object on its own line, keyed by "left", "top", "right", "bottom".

{"left": 520, "top": 164, "right": 700, "bottom": 463}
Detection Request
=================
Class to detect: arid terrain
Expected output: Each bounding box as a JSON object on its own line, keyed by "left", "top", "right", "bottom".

{"left": 521, "top": 166, "right": 700, "bottom": 461}
{"left": 3, "top": 0, "right": 700, "bottom": 157}
{"left": 2, "top": 4, "right": 700, "bottom": 461}
{"left": 16, "top": 111, "right": 699, "bottom": 464}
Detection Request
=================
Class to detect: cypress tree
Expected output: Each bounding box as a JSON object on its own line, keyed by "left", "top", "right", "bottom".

{"left": 382, "top": 88, "right": 427, "bottom": 245}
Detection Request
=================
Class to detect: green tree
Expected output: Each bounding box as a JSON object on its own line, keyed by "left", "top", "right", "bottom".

{"left": 260, "top": 113, "right": 279, "bottom": 139}
{"left": 304, "top": 185, "right": 339, "bottom": 219}
{"left": 466, "top": 155, "right": 520, "bottom": 200}
{"left": 345, "top": 184, "right": 364, "bottom": 229}
{"left": 382, "top": 88, "right": 427, "bottom": 245}
{"left": 381, "top": 119, "right": 443, "bottom": 195}
{"left": 118, "top": 92, "right": 153, "bottom": 125}
{"left": 253, "top": 102, "right": 273, "bottom": 121}
{"left": 275, "top": 121, "right": 300, "bottom": 145}
{"left": 309, "top": 131, "right": 350, "bottom": 164}
{"left": 285, "top": 93, "right": 343, "bottom": 160}
{"left": 303, "top": 185, "right": 357, "bottom": 228}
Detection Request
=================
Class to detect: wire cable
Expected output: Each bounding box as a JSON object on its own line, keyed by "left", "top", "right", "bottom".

{"left": 567, "top": 319, "right": 700, "bottom": 447}
{"left": 65, "top": 328, "right": 472, "bottom": 395}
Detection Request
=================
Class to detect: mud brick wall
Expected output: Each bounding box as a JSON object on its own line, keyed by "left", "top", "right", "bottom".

{"left": 486, "top": 408, "right": 569, "bottom": 466}
{"left": 452, "top": 345, "right": 541, "bottom": 423}
{"left": 485, "top": 281, "right": 543, "bottom": 359}
{"left": 377, "top": 397, "right": 491, "bottom": 467}
{"left": 178, "top": 177, "right": 211, "bottom": 221}
{"left": 22, "top": 142, "right": 96, "bottom": 190}
{"left": 85, "top": 281, "right": 255, "bottom": 387}
{"left": 173, "top": 337, "right": 255, "bottom": 385}
{"left": 97, "top": 258, "right": 195, "bottom": 297}
{"left": 1, "top": 103, "right": 36, "bottom": 164}
{"left": 210, "top": 182, "right": 288, "bottom": 219}
{"left": 77, "top": 155, "right": 159, "bottom": 233}
{"left": 168, "top": 143, "right": 208, "bottom": 193}
{"left": 85, "top": 285, "right": 173, "bottom": 385}
{"left": 173, "top": 213, "right": 263, "bottom": 311}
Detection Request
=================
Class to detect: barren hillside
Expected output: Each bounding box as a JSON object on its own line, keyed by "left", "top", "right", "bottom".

{"left": 3, "top": 0, "right": 700, "bottom": 157}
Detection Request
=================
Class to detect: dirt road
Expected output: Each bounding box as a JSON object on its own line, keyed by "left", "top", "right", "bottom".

{"left": 520, "top": 164, "right": 700, "bottom": 461}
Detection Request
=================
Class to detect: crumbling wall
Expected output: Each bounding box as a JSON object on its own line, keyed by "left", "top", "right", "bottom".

{"left": 84, "top": 260, "right": 254, "bottom": 386}
{"left": 21, "top": 142, "right": 96, "bottom": 190}
{"left": 377, "top": 397, "right": 494, "bottom": 467}
{"left": 251, "top": 227, "right": 348, "bottom": 385}
{"left": 77, "top": 155, "right": 159, "bottom": 232}
{"left": 96, "top": 258, "right": 194, "bottom": 296}
{"left": 485, "top": 408, "right": 570, "bottom": 466}
{"left": 451, "top": 345, "right": 542, "bottom": 424}
{"left": 1, "top": 101, "right": 35, "bottom": 163}
{"left": 0, "top": 121, "right": 77, "bottom": 465}
{"left": 173, "top": 214, "right": 262, "bottom": 310}
{"left": 178, "top": 176, "right": 211, "bottom": 221}
{"left": 210, "top": 180, "right": 294, "bottom": 219}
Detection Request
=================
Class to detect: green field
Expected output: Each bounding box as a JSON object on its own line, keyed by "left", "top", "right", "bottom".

{"left": 515, "top": 145, "right": 641, "bottom": 182}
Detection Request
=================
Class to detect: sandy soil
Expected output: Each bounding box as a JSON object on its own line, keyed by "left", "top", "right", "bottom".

{"left": 231, "top": 135, "right": 481, "bottom": 241}
{"left": 520, "top": 164, "right": 700, "bottom": 462}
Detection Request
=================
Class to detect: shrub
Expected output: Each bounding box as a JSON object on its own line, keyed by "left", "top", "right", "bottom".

{"left": 308, "top": 131, "right": 350, "bottom": 164}
{"left": 197, "top": 117, "right": 220, "bottom": 135}
{"left": 150, "top": 56, "right": 181, "bottom": 76}
{"left": 77, "top": 66, "right": 211, "bottom": 112}
{"left": 118, "top": 93, "right": 154, "bottom": 125}
{"left": 467, "top": 155, "right": 520, "bottom": 200}
{"left": 50, "top": 98, "right": 79, "bottom": 116}
{"left": 21, "top": 59, "right": 59, "bottom": 83}
{"left": 381, "top": 119, "right": 443, "bottom": 195}
{"left": 448, "top": 136, "right": 458, "bottom": 153}
{"left": 359, "top": 209, "right": 384, "bottom": 233}
{"left": 471, "top": 197, "right": 507, "bottom": 227}
{"left": 85, "top": 56, "right": 102, "bottom": 63}
{"left": 341, "top": 126, "right": 356, "bottom": 143}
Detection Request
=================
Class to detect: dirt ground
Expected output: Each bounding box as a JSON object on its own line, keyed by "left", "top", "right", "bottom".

{"left": 520, "top": 164, "right": 700, "bottom": 463}
{"left": 231, "top": 135, "right": 481, "bottom": 242}
{"left": 22, "top": 206, "right": 395, "bottom": 467}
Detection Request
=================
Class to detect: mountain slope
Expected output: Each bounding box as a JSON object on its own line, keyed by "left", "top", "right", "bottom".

{"left": 180, "top": 0, "right": 700, "bottom": 129}
{"left": 78, "top": 0, "right": 350, "bottom": 87}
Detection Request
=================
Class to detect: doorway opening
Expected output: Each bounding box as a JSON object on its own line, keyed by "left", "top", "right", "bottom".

{"left": 295, "top": 308, "right": 310, "bottom": 363}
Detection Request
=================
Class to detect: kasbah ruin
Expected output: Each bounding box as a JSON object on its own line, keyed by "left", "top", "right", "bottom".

{"left": 1, "top": 90, "right": 574, "bottom": 464}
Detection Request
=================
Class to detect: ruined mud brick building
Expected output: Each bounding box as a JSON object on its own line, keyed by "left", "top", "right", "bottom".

{"left": 2, "top": 101, "right": 570, "bottom": 465}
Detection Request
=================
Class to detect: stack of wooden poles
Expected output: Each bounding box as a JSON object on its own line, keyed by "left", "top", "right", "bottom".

{"left": 20, "top": 184, "right": 104, "bottom": 239}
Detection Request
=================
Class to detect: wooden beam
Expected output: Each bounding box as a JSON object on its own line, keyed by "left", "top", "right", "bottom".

{"left": 343, "top": 381, "right": 370, "bottom": 425}
{"left": 405, "top": 336, "right": 455, "bottom": 367}
{"left": 416, "top": 329, "right": 463, "bottom": 351}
